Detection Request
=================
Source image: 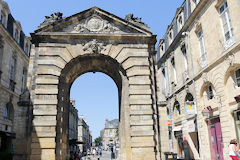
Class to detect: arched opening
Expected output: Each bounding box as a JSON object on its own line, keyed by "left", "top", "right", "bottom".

{"left": 69, "top": 72, "right": 119, "bottom": 156}
{"left": 173, "top": 101, "right": 181, "bottom": 116}
{"left": 185, "top": 93, "right": 194, "bottom": 102}
{"left": 57, "top": 54, "right": 129, "bottom": 159}
{"left": 3, "top": 102, "right": 14, "bottom": 121}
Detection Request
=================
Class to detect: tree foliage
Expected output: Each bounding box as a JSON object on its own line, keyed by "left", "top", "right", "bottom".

{"left": 94, "top": 136, "right": 103, "bottom": 146}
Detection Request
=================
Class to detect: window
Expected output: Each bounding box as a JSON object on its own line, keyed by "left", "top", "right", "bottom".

{"left": 169, "top": 32, "right": 173, "bottom": 44}
{"left": 162, "top": 68, "right": 167, "bottom": 93}
{"left": 21, "top": 69, "right": 27, "bottom": 93}
{"left": 109, "top": 129, "right": 112, "bottom": 137}
{"left": 197, "top": 29, "right": 207, "bottom": 67}
{"left": 178, "top": 16, "right": 183, "bottom": 30}
{"left": 219, "top": 1, "right": 234, "bottom": 48}
{"left": 1, "top": 11, "right": 6, "bottom": 26}
{"left": 9, "top": 56, "right": 16, "bottom": 92}
{"left": 235, "top": 68, "right": 240, "bottom": 87}
{"left": 14, "top": 29, "right": 19, "bottom": 43}
{"left": 161, "top": 45, "right": 164, "bottom": 52}
{"left": 171, "top": 57, "right": 177, "bottom": 84}
{"left": 10, "top": 56, "right": 16, "bottom": 81}
{"left": 207, "top": 85, "right": 214, "bottom": 99}
{"left": 181, "top": 45, "right": 188, "bottom": 72}
{"left": 24, "top": 42, "right": 29, "bottom": 55}
{"left": 0, "top": 47, "right": 3, "bottom": 79}
{"left": 3, "top": 105, "right": 8, "bottom": 118}
{"left": 174, "top": 101, "right": 181, "bottom": 115}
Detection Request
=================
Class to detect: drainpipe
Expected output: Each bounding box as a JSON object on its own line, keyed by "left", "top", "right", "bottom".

{"left": 183, "top": 30, "right": 203, "bottom": 159}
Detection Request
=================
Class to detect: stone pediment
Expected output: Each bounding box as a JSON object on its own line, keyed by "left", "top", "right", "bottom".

{"left": 63, "top": 15, "right": 130, "bottom": 34}
{"left": 35, "top": 7, "right": 152, "bottom": 36}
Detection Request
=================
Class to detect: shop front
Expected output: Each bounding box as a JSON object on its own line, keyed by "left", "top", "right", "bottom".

{"left": 173, "top": 125, "right": 184, "bottom": 159}
{"left": 207, "top": 117, "right": 224, "bottom": 160}
{"left": 233, "top": 110, "right": 240, "bottom": 142}
{"left": 0, "top": 131, "right": 16, "bottom": 159}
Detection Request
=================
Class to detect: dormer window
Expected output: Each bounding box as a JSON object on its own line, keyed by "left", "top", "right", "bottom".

{"left": 14, "top": 28, "right": 19, "bottom": 43}
{"left": 24, "top": 42, "right": 28, "bottom": 53}
{"left": 178, "top": 16, "right": 183, "bottom": 30}
{"left": 169, "top": 32, "right": 172, "bottom": 40}
{"left": 169, "top": 31, "right": 173, "bottom": 44}
{"left": 0, "top": 11, "right": 6, "bottom": 27}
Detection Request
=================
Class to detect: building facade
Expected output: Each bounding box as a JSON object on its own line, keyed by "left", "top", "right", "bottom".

{"left": 78, "top": 115, "right": 92, "bottom": 152}
{"left": 101, "top": 119, "right": 119, "bottom": 150}
{"left": 0, "top": 0, "right": 31, "bottom": 159}
{"left": 157, "top": 0, "right": 240, "bottom": 159}
{"left": 68, "top": 99, "right": 78, "bottom": 153}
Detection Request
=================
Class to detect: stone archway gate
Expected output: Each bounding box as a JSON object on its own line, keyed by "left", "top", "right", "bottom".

{"left": 27, "top": 7, "right": 160, "bottom": 160}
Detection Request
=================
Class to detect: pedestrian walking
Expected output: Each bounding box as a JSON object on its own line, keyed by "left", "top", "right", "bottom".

{"left": 229, "top": 139, "right": 240, "bottom": 160}
{"left": 92, "top": 148, "right": 96, "bottom": 158}
{"left": 99, "top": 148, "right": 102, "bottom": 157}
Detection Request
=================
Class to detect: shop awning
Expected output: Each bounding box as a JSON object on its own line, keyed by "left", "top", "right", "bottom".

{"left": 0, "top": 131, "right": 16, "bottom": 138}
{"left": 75, "top": 141, "right": 85, "bottom": 144}
{"left": 172, "top": 125, "right": 182, "bottom": 132}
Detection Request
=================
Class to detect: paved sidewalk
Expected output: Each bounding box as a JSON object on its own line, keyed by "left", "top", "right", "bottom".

{"left": 81, "top": 150, "right": 118, "bottom": 160}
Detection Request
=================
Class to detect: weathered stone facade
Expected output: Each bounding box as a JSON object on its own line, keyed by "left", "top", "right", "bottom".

{"left": 68, "top": 99, "right": 78, "bottom": 153}
{"left": 101, "top": 119, "right": 119, "bottom": 150}
{"left": 78, "top": 115, "right": 92, "bottom": 153}
{"left": 0, "top": 0, "right": 31, "bottom": 160}
{"left": 27, "top": 7, "right": 160, "bottom": 160}
{"left": 157, "top": 0, "right": 240, "bottom": 159}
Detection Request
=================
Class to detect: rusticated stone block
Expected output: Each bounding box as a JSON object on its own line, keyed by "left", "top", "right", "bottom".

{"left": 33, "top": 116, "right": 57, "bottom": 126}
{"left": 33, "top": 105, "right": 57, "bottom": 115}
{"left": 122, "top": 57, "right": 149, "bottom": 70}
{"left": 131, "top": 136, "right": 155, "bottom": 147}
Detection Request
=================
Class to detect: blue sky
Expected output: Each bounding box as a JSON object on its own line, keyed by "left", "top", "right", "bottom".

{"left": 4, "top": 0, "right": 183, "bottom": 139}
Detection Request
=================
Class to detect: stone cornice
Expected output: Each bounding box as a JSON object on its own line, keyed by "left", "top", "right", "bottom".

{"left": 31, "top": 32, "right": 157, "bottom": 46}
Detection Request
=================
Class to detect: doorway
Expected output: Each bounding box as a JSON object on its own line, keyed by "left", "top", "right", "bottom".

{"left": 207, "top": 117, "right": 224, "bottom": 160}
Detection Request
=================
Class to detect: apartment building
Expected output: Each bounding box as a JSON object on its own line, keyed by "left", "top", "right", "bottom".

{"left": 0, "top": 0, "right": 31, "bottom": 159}
{"left": 101, "top": 119, "right": 119, "bottom": 150}
{"left": 69, "top": 99, "right": 78, "bottom": 153}
{"left": 157, "top": 0, "right": 240, "bottom": 159}
{"left": 78, "top": 115, "right": 92, "bottom": 152}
